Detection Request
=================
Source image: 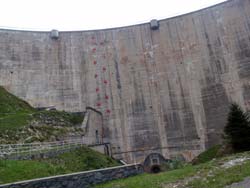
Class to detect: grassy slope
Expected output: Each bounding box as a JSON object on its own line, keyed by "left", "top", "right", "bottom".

{"left": 96, "top": 165, "right": 197, "bottom": 188}
{"left": 0, "top": 146, "right": 119, "bottom": 184}
{"left": 192, "top": 145, "right": 222, "bottom": 164}
{"left": 188, "top": 161, "right": 250, "bottom": 188}
{"left": 0, "top": 86, "right": 84, "bottom": 130}
{"left": 0, "top": 86, "right": 35, "bottom": 130}
{"left": 0, "top": 86, "right": 84, "bottom": 143}
{"left": 0, "top": 86, "right": 34, "bottom": 115}
{"left": 0, "top": 87, "right": 119, "bottom": 185}
{"left": 96, "top": 151, "right": 250, "bottom": 188}
{"left": 0, "top": 113, "right": 33, "bottom": 131}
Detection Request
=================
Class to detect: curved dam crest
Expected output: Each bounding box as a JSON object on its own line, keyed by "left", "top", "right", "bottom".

{"left": 0, "top": 0, "right": 250, "bottom": 163}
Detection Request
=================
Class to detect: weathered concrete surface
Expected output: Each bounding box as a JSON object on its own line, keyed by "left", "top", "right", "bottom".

{"left": 0, "top": 164, "right": 143, "bottom": 188}
{"left": 82, "top": 107, "right": 104, "bottom": 145}
{"left": 0, "top": 0, "right": 250, "bottom": 163}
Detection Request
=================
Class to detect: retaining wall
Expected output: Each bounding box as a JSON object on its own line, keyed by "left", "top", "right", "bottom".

{"left": 0, "top": 164, "right": 143, "bottom": 188}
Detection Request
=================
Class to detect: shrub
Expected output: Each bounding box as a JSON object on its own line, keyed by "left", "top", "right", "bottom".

{"left": 192, "top": 145, "right": 222, "bottom": 165}
{"left": 224, "top": 103, "right": 250, "bottom": 152}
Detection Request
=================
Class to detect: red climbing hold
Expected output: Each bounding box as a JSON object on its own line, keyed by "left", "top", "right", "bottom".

{"left": 103, "top": 80, "right": 108, "bottom": 84}
{"left": 92, "top": 48, "right": 96, "bottom": 53}
{"left": 94, "top": 74, "right": 98, "bottom": 78}
{"left": 96, "top": 102, "right": 102, "bottom": 107}
{"left": 93, "top": 60, "right": 97, "bottom": 65}
{"left": 96, "top": 88, "right": 99, "bottom": 92}
{"left": 102, "top": 67, "right": 106, "bottom": 72}
{"left": 105, "top": 95, "right": 109, "bottom": 100}
{"left": 91, "top": 36, "right": 95, "bottom": 40}
{"left": 106, "top": 109, "right": 111, "bottom": 114}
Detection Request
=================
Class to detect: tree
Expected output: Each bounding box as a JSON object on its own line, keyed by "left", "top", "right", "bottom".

{"left": 224, "top": 103, "right": 250, "bottom": 152}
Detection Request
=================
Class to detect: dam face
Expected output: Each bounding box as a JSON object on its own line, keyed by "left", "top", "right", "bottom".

{"left": 0, "top": 0, "right": 250, "bottom": 162}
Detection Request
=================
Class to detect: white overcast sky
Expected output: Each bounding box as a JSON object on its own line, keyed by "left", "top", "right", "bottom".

{"left": 0, "top": 0, "right": 226, "bottom": 31}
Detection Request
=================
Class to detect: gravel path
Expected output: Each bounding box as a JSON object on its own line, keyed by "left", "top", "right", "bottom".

{"left": 227, "top": 177, "right": 250, "bottom": 188}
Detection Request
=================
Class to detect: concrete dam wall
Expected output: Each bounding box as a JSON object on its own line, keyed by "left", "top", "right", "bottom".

{"left": 0, "top": 0, "right": 250, "bottom": 163}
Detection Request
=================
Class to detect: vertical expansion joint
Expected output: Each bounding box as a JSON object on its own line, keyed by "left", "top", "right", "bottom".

{"left": 150, "top": 19, "right": 159, "bottom": 30}
{"left": 50, "top": 29, "right": 59, "bottom": 39}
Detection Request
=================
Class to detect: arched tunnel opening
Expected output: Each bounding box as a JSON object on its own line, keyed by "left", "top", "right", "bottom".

{"left": 150, "top": 165, "right": 161, "bottom": 173}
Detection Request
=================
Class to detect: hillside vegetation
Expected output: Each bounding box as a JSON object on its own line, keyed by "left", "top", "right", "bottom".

{"left": 0, "top": 86, "right": 34, "bottom": 115}
{"left": 97, "top": 103, "right": 250, "bottom": 188}
{"left": 0, "top": 146, "right": 120, "bottom": 184}
{"left": 0, "top": 86, "right": 120, "bottom": 185}
{"left": 191, "top": 145, "right": 223, "bottom": 165}
{"left": 96, "top": 151, "right": 250, "bottom": 188}
{"left": 0, "top": 86, "right": 85, "bottom": 143}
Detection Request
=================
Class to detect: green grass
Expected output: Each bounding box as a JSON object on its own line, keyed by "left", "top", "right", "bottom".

{"left": 0, "top": 86, "right": 85, "bottom": 143}
{"left": 96, "top": 151, "right": 250, "bottom": 188}
{"left": 0, "top": 86, "right": 34, "bottom": 116}
{"left": 0, "top": 86, "right": 35, "bottom": 131}
{"left": 188, "top": 160, "right": 250, "bottom": 188}
{"left": 96, "top": 165, "right": 197, "bottom": 188}
{"left": 0, "top": 111, "right": 85, "bottom": 143}
{"left": 0, "top": 110, "right": 84, "bottom": 132}
{"left": 0, "top": 113, "right": 32, "bottom": 131}
{"left": 0, "top": 86, "right": 84, "bottom": 130}
{"left": 192, "top": 145, "right": 222, "bottom": 164}
{"left": 0, "top": 146, "right": 119, "bottom": 184}
{"left": 43, "top": 146, "right": 119, "bottom": 172}
{"left": 4, "top": 151, "right": 250, "bottom": 188}
{"left": 0, "top": 160, "right": 60, "bottom": 184}
{"left": 0, "top": 86, "right": 34, "bottom": 132}
{"left": 32, "top": 110, "right": 84, "bottom": 126}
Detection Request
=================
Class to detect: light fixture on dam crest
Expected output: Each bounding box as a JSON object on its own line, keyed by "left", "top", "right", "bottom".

{"left": 50, "top": 29, "right": 59, "bottom": 39}
{"left": 150, "top": 19, "right": 159, "bottom": 30}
